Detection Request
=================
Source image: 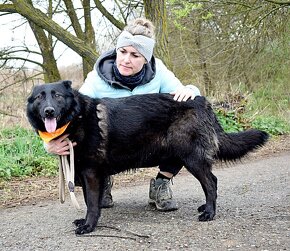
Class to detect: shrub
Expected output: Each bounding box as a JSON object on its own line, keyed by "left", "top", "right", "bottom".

{"left": 251, "top": 116, "right": 290, "bottom": 135}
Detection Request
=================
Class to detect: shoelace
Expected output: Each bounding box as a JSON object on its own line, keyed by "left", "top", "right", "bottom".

{"left": 156, "top": 179, "right": 173, "bottom": 200}
{"left": 102, "top": 176, "right": 114, "bottom": 199}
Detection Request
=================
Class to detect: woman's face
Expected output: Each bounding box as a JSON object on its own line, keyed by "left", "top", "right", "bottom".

{"left": 116, "top": 46, "right": 146, "bottom": 76}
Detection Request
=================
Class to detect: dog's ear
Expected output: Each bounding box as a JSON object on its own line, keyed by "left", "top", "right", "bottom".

{"left": 27, "top": 95, "right": 34, "bottom": 103}
{"left": 27, "top": 85, "right": 41, "bottom": 102}
{"left": 62, "top": 80, "right": 72, "bottom": 89}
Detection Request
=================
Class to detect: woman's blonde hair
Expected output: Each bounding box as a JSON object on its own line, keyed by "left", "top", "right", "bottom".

{"left": 124, "top": 18, "right": 155, "bottom": 39}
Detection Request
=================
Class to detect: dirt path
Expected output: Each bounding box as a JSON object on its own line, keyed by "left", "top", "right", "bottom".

{"left": 1, "top": 151, "right": 289, "bottom": 251}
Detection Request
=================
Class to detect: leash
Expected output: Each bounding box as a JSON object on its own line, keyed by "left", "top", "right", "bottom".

{"left": 59, "top": 139, "right": 80, "bottom": 210}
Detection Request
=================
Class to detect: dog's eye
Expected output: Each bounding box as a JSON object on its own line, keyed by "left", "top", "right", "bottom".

{"left": 35, "top": 94, "right": 43, "bottom": 100}
{"left": 54, "top": 93, "right": 62, "bottom": 98}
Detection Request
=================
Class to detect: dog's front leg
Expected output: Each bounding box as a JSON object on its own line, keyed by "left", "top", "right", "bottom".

{"left": 75, "top": 169, "right": 103, "bottom": 235}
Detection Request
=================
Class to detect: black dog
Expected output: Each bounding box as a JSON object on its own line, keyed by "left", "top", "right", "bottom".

{"left": 27, "top": 80, "right": 268, "bottom": 234}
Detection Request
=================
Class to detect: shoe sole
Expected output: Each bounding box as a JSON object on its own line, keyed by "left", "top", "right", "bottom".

{"left": 148, "top": 198, "right": 156, "bottom": 205}
{"left": 100, "top": 203, "right": 114, "bottom": 208}
{"left": 148, "top": 199, "right": 178, "bottom": 212}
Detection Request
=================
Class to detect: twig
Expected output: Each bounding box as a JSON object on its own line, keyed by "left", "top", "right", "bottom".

{"left": 71, "top": 224, "right": 150, "bottom": 240}
{"left": 77, "top": 234, "right": 137, "bottom": 240}
{"left": 0, "top": 110, "right": 19, "bottom": 118}
{"left": 97, "top": 224, "right": 150, "bottom": 239}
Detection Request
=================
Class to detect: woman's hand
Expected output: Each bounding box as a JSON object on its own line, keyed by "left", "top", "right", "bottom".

{"left": 45, "top": 134, "right": 77, "bottom": 156}
{"left": 170, "top": 85, "right": 201, "bottom": 102}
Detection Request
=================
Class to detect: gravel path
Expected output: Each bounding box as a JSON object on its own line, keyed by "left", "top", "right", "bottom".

{"left": 1, "top": 152, "right": 289, "bottom": 251}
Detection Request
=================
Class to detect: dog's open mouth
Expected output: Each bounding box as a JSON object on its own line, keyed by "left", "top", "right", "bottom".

{"left": 44, "top": 118, "right": 57, "bottom": 133}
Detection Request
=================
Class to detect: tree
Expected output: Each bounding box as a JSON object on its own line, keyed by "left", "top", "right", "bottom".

{"left": 2, "top": 0, "right": 287, "bottom": 95}
{"left": 27, "top": 0, "right": 60, "bottom": 82}
{"left": 167, "top": 0, "right": 289, "bottom": 94}
{"left": 144, "top": 0, "right": 172, "bottom": 68}
{"left": 0, "top": 0, "right": 100, "bottom": 80}
{"left": 0, "top": 0, "right": 173, "bottom": 83}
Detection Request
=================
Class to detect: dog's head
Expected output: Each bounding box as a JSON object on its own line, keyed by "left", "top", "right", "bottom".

{"left": 27, "top": 80, "right": 78, "bottom": 132}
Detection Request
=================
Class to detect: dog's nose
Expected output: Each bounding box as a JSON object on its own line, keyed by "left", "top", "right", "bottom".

{"left": 44, "top": 107, "right": 55, "bottom": 117}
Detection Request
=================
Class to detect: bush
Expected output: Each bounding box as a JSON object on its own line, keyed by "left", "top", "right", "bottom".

{"left": 215, "top": 109, "right": 290, "bottom": 135}
{"left": 251, "top": 116, "right": 290, "bottom": 135}
{"left": 215, "top": 110, "right": 246, "bottom": 133}
{"left": 213, "top": 92, "right": 290, "bottom": 135}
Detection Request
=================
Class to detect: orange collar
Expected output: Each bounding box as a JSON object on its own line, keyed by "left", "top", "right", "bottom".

{"left": 38, "top": 122, "right": 70, "bottom": 143}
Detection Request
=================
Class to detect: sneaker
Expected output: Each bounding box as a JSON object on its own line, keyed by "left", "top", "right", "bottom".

{"left": 101, "top": 176, "right": 114, "bottom": 208}
{"left": 148, "top": 178, "right": 178, "bottom": 211}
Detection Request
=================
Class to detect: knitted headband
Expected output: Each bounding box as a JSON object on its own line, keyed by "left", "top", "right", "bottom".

{"left": 116, "top": 30, "right": 155, "bottom": 62}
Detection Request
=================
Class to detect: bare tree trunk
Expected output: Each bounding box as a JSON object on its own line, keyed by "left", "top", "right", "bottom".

{"left": 28, "top": 0, "right": 60, "bottom": 82}
{"left": 29, "top": 22, "right": 61, "bottom": 82}
{"left": 195, "top": 20, "right": 212, "bottom": 95}
{"left": 144, "top": 0, "right": 172, "bottom": 69}
{"left": 82, "top": 0, "right": 96, "bottom": 77}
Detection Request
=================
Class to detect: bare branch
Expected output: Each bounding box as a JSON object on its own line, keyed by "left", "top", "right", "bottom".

{"left": 93, "top": 0, "right": 125, "bottom": 30}
{"left": 5, "top": 0, "right": 98, "bottom": 67}
{"left": 1, "top": 56, "right": 43, "bottom": 67}
{"left": 0, "top": 109, "right": 19, "bottom": 118}
{"left": 0, "top": 3, "right": 17, "bottom": 13}
{"left": 263, "top": 0, "right": 290, "bottom": 5}
{"left": 63, "top": 0, "right": 85, "bottom": 40}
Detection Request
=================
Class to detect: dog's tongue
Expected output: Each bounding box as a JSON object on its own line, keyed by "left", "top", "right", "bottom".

{"left": 44, "top": 118, "right": 57, "bottom": 133}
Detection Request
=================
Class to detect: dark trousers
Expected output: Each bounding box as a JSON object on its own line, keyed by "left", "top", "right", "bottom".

{"left": 158, "top": 158, "right": 183, "bottom": 176}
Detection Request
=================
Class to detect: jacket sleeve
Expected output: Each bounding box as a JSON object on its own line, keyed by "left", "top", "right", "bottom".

{"left": 79, "top": 69, "right": 100, "bottom": 98}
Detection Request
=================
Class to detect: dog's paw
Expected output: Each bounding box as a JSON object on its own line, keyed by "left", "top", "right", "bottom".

{"left": 197, "top": 204, "right": 206, "bottom": 212}
{"left": 75, "top": 224, "right": 95, "bottom": 235}
{"left": 198, "top": 211, "right": 215, "bottom": 221}
{"left": 73, "top": 218, "right": 86, "bottom": 227}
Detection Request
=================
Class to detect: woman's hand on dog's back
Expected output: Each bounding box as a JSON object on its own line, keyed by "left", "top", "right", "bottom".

{"left": 170, "top": 85, "right": 200, "bottom": 102}
{"left": 45, "top": 134, "right": 77, "bottom": 155}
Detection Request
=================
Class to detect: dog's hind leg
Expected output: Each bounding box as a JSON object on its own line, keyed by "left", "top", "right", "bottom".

{"left": 74, "top": 169, "right": 104, "bottom": 235}
{"left": 184, "top": 159, "right": 217, "bottom": 221}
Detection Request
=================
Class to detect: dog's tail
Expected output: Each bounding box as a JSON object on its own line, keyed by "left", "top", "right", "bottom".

{"left": 192, "top": 96, "right": 269, "bottom": 162}
{"left": 216, "top": 129, "right": 269, "bottom": 161}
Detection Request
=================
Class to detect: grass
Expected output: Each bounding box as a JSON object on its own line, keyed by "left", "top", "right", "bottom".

{"left": 247, "top": 80, "right": 290, "bottom": 135}
{"left": 214, "top": 85, "right": 290, "bottom": 135}
{"left": 212, "top": 74, "right": 290, "bottom": 135}
{"left": 248, "top": 80, "right": 289, "bottom": 116}
{"left": 0, "top": 127, "right": 58, "bottom": 180}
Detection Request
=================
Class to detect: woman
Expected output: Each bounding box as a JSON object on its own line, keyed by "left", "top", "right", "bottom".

{"left": 46, "top": 18, "right": 201, "bottom": 212}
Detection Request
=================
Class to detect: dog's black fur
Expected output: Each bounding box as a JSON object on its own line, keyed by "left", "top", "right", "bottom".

{"left": 27, "top": 80, "right": 269, "bottom": 234}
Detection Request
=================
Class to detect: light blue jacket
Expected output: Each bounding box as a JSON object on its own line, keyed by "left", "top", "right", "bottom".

{"left": 79, "top": 49, "right": 200, "bottom": 98}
